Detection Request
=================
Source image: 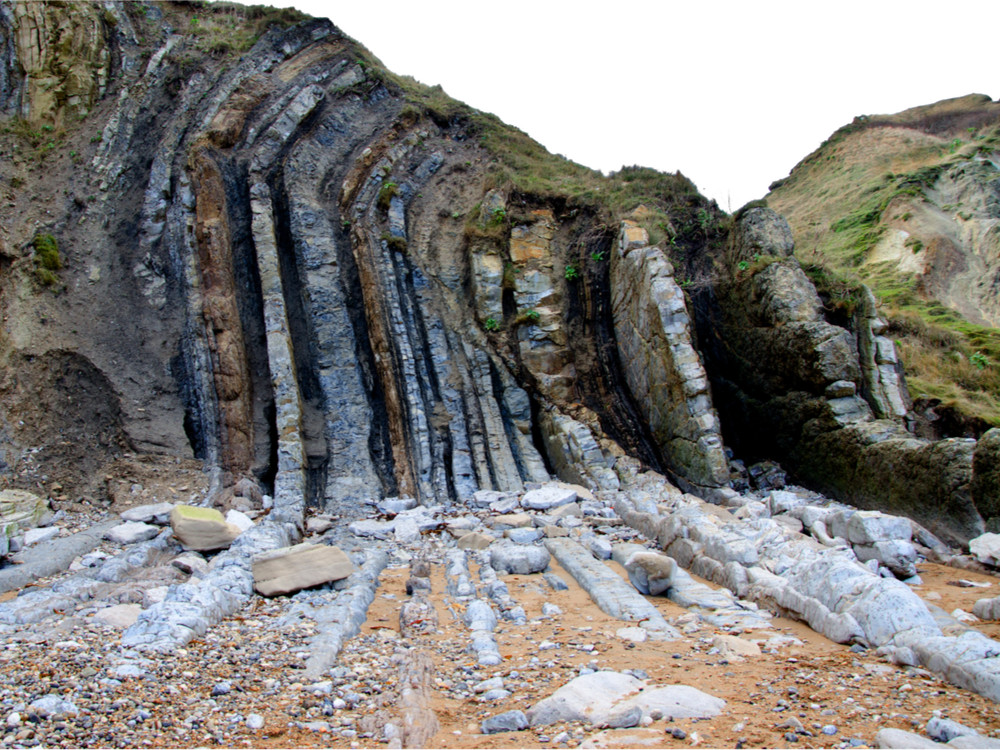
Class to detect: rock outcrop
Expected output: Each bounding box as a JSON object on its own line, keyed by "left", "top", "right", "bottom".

{"left": 0, "top": 2, "right": 996, "bottom": 606}
{"left": 700, "top": 207, "right": 991, "bottom": 546}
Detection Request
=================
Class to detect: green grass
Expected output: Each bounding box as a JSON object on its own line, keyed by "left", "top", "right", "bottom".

{"left": 181, "top": 2, "right": 308, "bottom": 56}
{"left": 32, "top": 233, "right": 62, "bottom": 288}
{"left": 361, "top": 61, "right": 716, "bottom": 244}
{"left": 769, "top": 109, "right": 1000, "bottom": 427}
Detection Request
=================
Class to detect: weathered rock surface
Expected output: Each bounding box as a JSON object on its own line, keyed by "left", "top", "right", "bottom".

{"left": 527, "top": 672, "right": 724, "bottom": 727}
{"left": 252, "top": 543, "right": 354, "bottom": 596}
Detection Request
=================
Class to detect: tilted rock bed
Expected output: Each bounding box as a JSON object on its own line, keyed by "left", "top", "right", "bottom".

{"left": 3, "top": 476, "right": 1000, "bottom": 747}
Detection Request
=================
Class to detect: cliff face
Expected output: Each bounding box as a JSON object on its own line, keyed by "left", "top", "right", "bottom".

{"left": 767, "top": 94, "right": 1000, "bottom": 430}
{"left": 0, "top": 2, "right": 996, "bottom": 544}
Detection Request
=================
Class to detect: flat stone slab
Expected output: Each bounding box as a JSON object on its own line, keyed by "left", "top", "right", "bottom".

{"left": 120, "top": 502, "right": 175, "bottom": 524}
{"left": 522, "top": 485, "right": 577, "bottom": 511}
{"left": 105, "top": 521, "right": 160, "bottom": 545}
{"left": 545, "top": 538, "right": 679, "bottom": 638}
{"left": 252, "top": 543, "right": 354, "bottom": 596}
{"left": 94, "top": 603, "right": 143, "bottom": 628}
{"left": 527, "top": 672, "right": 723, "bottom": 727}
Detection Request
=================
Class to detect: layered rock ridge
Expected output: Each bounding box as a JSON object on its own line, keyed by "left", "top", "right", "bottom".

{"left": 699, "top": 207, "right": 995, "bottom": 546}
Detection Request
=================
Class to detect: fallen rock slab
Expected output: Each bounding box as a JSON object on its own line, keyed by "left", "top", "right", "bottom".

{"left": 252, "top": 543, "right": 354, "bottom": 596}
{"left": 120, "top": 502, "right": 175, "bottom": 524}
{"left": 527, "top": 672, "right": 724, "bottom": 727}
{"left": 522, "top": 485, "right": 578, "bottom": 511}
{"left": 712, "top": 634, "right": 761, "bottom": 661}
{"left": 105, "top": 521, "right": 160, "bottom": 545}
{"left": 94, "top": 603, "right": 143, "bottom": 628}
{"left": 170, "top": 505, "right": 242, "bottom": 552}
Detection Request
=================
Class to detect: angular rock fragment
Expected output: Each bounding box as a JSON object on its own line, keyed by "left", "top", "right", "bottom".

{"left": 457, "top": 531, "right": 494, "bottom": 550}
{"left": 169, "top": 505, "right": 242, "bottom": 552}
{"left": 252, "top": 543, "right": 354, "bottom": 596}
{"left": 521, "top": 485, "right": 578, "bottom": 511}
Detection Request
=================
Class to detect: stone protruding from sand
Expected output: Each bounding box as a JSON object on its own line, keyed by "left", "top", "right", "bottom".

{"left": 252, "top": 543, "right": 355, "bottom": 597}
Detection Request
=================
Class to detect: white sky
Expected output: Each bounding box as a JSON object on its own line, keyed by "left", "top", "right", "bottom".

{"left": 236, "top": 0, "right": 998, "bottom": 212}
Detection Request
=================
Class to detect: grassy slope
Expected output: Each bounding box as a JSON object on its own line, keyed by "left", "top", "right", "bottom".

{"left": 767, "top": 95, "right": 1000, "bottom": 428}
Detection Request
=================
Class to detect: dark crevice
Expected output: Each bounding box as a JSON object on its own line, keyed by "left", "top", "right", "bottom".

{"left": 336, "top": 224, "right": 397, "bottom": 497}
{"left": 567, "top": 226, "right": 664, "bottom": 471}
{"left": 224, "top": 160, "right": 276, "bottom": 489}
{"left": 388, "top": 248, "right": 456, "bottom": 502}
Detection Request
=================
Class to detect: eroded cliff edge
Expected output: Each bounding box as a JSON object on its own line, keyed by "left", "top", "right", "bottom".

{"left": 0, "top": 1, "right": 995, "bottom": 548}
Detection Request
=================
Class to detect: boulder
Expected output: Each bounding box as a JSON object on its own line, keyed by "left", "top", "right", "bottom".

{"left": 171, "top": 551, "right": 209, "bottom": 577}
{"left": 854, "top": 539, "right": 918, "bottom": 579}
{"left": 521, "top": 485, "right": 578, "bottom": 511}
{"left": 28, "top": 695, "right": 78, "bottom": 719}
{"left": 170, "top": 505, "right": 242, "bottom": 551}
{"left": 0, "top": 489, "right": 47, "bottom": 529}
{"left": 490, "top": 544, "right": 550, "bottom": 575}
{"left": 875, "top": 728, "right": 939, "bottom": 749}
{"left": 527, "top": 672, "right": 640, "bottom": 726}
{"left": 973, "top": 596, "right": 1000, "bottom": 621}
{"left": 104, "top": 521, "right": 159, "bottom": 545}
{"left": 481, "top": 710, "right": 529, "bottom": 734}
{"left": 926, "top": 717, "right": 979, "bottom": 743}
{"left": 252, "top": 543, "right": 355, "bottom": 596}
{"left": 527, "top": 672, "right": 724, "bottom": 727}
{"left": 624, "top": 551, "right": 678, "bottom": 596}
{"left": 505, "top": 527, "right": 543, "bottom": 544}
{"left": 120, "top": 502, "right": 175, "bottom": 524}
{"left": 970, "top": 533, "right": 1000, "bottom": 566}
{"left": 846, "top": 511, "right": 912, "bottom": 545}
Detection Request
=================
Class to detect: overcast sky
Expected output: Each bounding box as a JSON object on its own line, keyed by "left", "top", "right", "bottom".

{"left": 240, "top": 0, "right": 998, "bottom": 212}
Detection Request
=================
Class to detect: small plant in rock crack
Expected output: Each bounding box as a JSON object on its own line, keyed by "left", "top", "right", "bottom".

{"left": 564, "top": 264, "right": 580, "bottom": 281}
{"left": 590, "top": 250, "right": 607, "bottom": 262}
{"left": 488, "top": 207, "right": 507, "bottom": 226}
{"left": 514, "top": 309, "right": 541, "bottom": 326}
{"left": 737, "top": 260, "right": 750, "bottom": 272}
{"left": 483, "top": 317, "right": 500, "bottom": 332}
{"left": 377, "top": 181, "right": 398, "bottom": 212}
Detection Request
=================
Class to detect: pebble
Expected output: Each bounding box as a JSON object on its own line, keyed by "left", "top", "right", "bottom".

{"left": 822, "top": 724, "right": 838, "bottom": 735}
{"left": 481, "top": 710, "right": 529, "bottom": 734}
{"left": 246, "top": 714, "right": 264, "bottom": 730}
{"left": 211, "top": 681, "right": 232, "bottom": 696}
